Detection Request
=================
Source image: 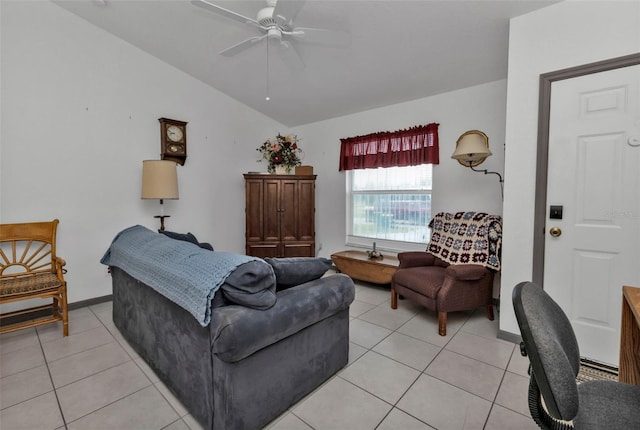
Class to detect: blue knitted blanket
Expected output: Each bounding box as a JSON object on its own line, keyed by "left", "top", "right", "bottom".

{"left": 100, "top": 225, "right": 260, "bottom": 326}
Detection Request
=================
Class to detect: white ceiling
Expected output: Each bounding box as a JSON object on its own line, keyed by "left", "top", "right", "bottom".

{"left": 52, "top": 0, "right": 558, "bottom": 127}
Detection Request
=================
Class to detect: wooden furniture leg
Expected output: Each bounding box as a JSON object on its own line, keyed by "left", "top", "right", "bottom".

{"left": 487, "top": 304, "right": 494, "bottom": 321}
{"left": 620, "top": 286, "right": 640, "bottom": 385}
{"left": 438, "top": 311, "right": 447, "bottom": 336}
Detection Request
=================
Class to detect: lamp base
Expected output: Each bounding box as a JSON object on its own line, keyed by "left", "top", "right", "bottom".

{"left": 154, "top": 215, "right": 170, "bottom": 231}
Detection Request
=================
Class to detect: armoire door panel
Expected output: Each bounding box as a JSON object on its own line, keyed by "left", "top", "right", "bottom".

{"left": 263, "top": 180, "right": 281, "bottom": 242}
{"left": 245, "top": 180, "right": 264, "bottom": 242}
{"left": 246, "top": 243, "right": 279, "bottom": 259}
{"left": 283, "top": 243, "right": 314, "bottom": 258}
{"left": 297, "top": 180, "right": 315, "bottom": 242}
{"left": 281, "top": 180, "right": 298, "bottom": 241}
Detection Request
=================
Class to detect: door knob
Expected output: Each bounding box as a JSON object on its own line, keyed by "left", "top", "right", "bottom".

{"left": 549, "top": 227, "right": 562, "bottom": 237}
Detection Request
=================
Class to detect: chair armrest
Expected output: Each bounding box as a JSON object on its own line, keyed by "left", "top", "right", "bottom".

{"left": 55, "top": 257, "right": 67, "bottom": 277}
{"left": 445, "top": 264, "right": 487, "bottom": 281}
{"left": 397, "top": 252, "right": 436, "bottom": 268}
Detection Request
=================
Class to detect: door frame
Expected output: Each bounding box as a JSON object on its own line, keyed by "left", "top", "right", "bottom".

{"left": 532, "top": 52, "right": 640, "bottom": 286}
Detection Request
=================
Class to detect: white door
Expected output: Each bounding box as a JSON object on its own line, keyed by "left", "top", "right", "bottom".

{"left": 544, "top": 64, "right": 640, "bottom": 366}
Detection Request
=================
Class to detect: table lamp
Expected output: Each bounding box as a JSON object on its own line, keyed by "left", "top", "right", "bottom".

{"left": 141, "top": 160, "right": 179, "bottom": 231}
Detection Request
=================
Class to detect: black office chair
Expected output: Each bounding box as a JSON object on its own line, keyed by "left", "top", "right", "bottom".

{"left": 512, "top": 281, "right": 640, "bottom": 430}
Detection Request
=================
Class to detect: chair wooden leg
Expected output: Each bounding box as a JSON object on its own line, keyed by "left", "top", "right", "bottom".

{"left": 438, "top": 312, "right": 447, "bottom": 336}
{"left": 61, "top": 286, "right": 69, "bottom": 337}
{"left": 391, "top": 287, "right": 398, "bottom": 309}
{"left": 486, "top": 304, "right": 495, "bottom": 321}
{"left": 53, "top": 297, "right": 60, "bottom": 317}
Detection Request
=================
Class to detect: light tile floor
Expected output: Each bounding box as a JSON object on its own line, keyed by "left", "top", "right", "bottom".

{"left": 0, "top": 280, "right": 538, "bottom": 430}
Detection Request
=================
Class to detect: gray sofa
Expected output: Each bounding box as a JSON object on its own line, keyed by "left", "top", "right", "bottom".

{"left": 104, "top": 228, "right": 354, "bottom": 430}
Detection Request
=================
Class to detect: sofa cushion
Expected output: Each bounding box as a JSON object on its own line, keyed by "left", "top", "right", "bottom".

{"left": 210, "top": 273, "right": 354, "bottom": 362}
{"left": 265, "top": 257, "right": 333, "bottom": 290}
{"left": 219, "top": 260, "right": 276, "bottom": 310}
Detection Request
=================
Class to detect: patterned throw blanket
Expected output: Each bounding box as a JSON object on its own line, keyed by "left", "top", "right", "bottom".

{"left": 427, "top": 212, "right": 502, "bottom": 271}
{"left": 100, "top": 225, "right": 261, "bottom": 326}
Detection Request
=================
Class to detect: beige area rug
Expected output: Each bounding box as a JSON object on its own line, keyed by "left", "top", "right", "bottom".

{"left": 577, "top": 359, "right": 618, "bottom": 383}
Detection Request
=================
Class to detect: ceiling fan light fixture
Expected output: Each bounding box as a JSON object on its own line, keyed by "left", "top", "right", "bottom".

{"left": 267, "top": 28, "right": 282, "bottom": 40}
{"left": 257, "top": 6, "right": 277, "bottom": 27}
{"left": 194, "top": 0, "right": 347, "bottom": 100}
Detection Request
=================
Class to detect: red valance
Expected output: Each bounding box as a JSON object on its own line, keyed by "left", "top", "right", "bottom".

{"left": 339, "top": 123, "right": 439, "bottom": 171}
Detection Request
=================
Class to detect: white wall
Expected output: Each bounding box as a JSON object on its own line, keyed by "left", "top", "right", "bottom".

{"left": 1, "top": 1, "right": 507, "bottom": 308}
{"left": 501, "top": 0, "right": 640, "bottom": 336}
{"left": 0, "top": 1, "right": 284, "bottom": 304}
{"left": 296, "top": 80, "right": 507, "bottom": 258}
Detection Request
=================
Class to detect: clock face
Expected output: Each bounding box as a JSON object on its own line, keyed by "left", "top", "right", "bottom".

{"left": 166, "top": 125, "right": 184, "bottom": 142}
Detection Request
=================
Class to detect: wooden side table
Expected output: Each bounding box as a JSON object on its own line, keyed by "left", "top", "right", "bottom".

{"left": 619, "top": 285, "right": 640, "bottom": 385}
{"left": 331, "top": 250, "right": 399, "bottom": 284}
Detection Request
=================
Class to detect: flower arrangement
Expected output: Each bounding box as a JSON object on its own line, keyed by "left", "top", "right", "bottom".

{"left": 367, "top": 242, "right": 383, "bottom": 260}
{"left": 367, "top": 250, "right": 383, "bottom": 260}
{"left": 257, "top": 133, "right": 303, "bottom": 173}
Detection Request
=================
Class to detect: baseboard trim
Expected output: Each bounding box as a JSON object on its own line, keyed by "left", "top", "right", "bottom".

{"left": 69, "top": 294, "right": 113, "bottom": 310}
{"left": 1, "top": 294, "right": 113, "bottom": 328}
{"left": 498, "top": 329, "right": 522, "bottom": 345}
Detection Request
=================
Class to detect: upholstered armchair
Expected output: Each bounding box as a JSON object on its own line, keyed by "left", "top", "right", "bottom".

{"left": 391, "top": 212, "right": 501, "bottom": 336}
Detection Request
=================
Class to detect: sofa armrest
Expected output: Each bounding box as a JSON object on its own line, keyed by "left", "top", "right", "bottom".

{"left": 397, "top": 252, "right": 436, "bottom": 268}
{"left": 210, "top": 274, "right": 355, "bottom": 363}
{"left": 445, "top": 264, "right": 487, "bottom": 281}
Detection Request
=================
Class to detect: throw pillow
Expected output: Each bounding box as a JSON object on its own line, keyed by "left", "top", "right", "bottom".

{"left": 159, "top": 229, "right": 198, "bottom": 244}
{"left": 220, "top": 260, "right": 276, "bottom": 309}
{"left": 265, "top": 257, "right": 333, "bottom": 291}
{"left": 158, "top": 230, "right": 214, "bottom": 251}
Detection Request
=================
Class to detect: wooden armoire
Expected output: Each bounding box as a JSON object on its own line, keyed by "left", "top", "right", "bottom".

{"left": 244, "top": 173, "right": 316, "bottom": 258}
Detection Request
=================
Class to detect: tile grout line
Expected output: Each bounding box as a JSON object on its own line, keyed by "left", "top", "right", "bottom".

{"left": 35, "top": 327, "right": 68, "bottom": 430}
{"left": 350, "top": 297, "right": 527, "bottom": 429}
{"left": 351, "top": 309, "right": 462, "bottom": 430}
{"left": 4, "top": 290, "right": 532, "bottom": 430}
{"left": 54, "top": 306, "right": 159, "bottom": 428}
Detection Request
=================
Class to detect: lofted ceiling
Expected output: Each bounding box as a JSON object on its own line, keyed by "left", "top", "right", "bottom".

{"left": 52, "top": 0, "right": 558, "bottom": 127}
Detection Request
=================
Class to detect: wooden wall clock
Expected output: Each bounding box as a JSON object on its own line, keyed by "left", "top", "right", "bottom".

{"left": 159, "top": 117, "right": 187, "bottom": 165}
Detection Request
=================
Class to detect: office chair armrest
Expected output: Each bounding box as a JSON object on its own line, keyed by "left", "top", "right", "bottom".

{"left": 445, "top": 264, "right": 487, "bottom": 281}
{"left": 397, "top": 252, "right": 436, "bottom": 268}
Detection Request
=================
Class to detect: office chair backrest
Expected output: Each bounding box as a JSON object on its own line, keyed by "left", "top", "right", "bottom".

{"left": 512, "top": 281, "right": 581, "bottom": 422}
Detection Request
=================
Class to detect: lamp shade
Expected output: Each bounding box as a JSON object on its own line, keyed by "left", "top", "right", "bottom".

{"left": 451, "top": 130, "right": 492, "bottom": 166}
{"left": 141, "top": 160, "right": 179, "bottom": 200}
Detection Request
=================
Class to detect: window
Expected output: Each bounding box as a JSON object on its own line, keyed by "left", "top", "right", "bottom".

{"left": 347, "top": 164, "right": 432, "bottom": 251}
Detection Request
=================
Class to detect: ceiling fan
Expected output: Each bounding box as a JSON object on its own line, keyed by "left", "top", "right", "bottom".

{"left": 191, "top": 0, "right": 350, "bottom": 70}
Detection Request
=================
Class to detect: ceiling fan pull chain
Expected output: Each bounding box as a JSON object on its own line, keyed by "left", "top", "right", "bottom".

{"left": 265, "top": 36, "right": 271, "bottom": 101}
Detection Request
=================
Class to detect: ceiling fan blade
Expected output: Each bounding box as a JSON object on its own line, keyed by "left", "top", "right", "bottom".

{"left": 191, "top": 0, "right": 260, "bottom": 27}
{"left": 272, "top": 0, "right": 306, "bottom": 28}
{"left": 277, "top": 39, "right": 305, "bottom": 71}
{"left": 287, "top": 27, "right": 351, "bottom": 47}
{"left": 219, "top": 35, "right": 267, "bottom": 57}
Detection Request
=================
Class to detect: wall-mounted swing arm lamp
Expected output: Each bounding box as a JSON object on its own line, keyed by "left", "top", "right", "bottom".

{"left": 141, "top": 160, "right": 179, "bottom": 231}
{"left": 451, "top": 130, "right": 504, "bottom": 199}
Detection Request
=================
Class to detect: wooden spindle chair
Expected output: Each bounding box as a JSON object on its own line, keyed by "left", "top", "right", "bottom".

{"left": 0, "top": 219, "right": 68, "bottom": 336}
